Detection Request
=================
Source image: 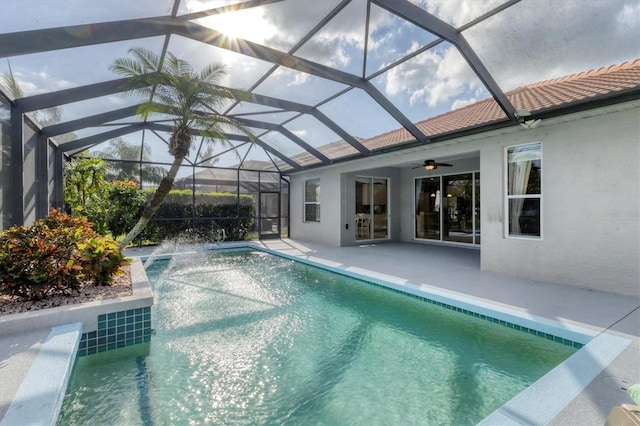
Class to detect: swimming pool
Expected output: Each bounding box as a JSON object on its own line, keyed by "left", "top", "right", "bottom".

{"left": 59, "top": 248, "right": 579, "bottom": 425}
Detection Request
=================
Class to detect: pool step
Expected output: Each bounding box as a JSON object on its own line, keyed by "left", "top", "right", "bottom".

{"left": 0, "top": 323, "right": 82, "bottom": 426}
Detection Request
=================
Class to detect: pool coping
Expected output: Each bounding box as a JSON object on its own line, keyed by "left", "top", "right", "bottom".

{"left": 0, "top": 258, "right": 153, "bottom": 425}
{"left": 0, "top": 323, "right": 82, "bottom": 426}
{"left": 141, "top": 242, "right": 631, "bottom": 425}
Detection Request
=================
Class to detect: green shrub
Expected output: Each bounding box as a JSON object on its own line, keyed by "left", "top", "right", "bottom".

{"left": 64, "top": 157, "right": 111, "bottom": 234}
{"left": 132, "top": 190, "right": 256, "bottom": 245}
{"left": 106, "top": 180, "right": 146, "bottom": 237}
{"left": 0, "top": 209, "right": 129, "bottom": 301}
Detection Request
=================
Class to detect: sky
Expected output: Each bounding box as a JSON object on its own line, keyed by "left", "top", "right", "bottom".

{"left": 1, "top": 0, "right": 639, "bottom": 169}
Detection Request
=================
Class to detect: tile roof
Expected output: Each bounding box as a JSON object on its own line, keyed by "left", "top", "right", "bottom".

{"left": 291, "top": 59, "right": 640, "bottom": 165}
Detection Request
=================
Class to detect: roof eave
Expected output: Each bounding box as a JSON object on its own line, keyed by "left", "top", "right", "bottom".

{"left": 285, "top": 87, "right": 640, "bottom": 175}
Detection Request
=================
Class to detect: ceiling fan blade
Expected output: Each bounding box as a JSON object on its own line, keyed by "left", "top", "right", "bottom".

{"left": 411, "top": 160, "right": 453, "bottom": 169}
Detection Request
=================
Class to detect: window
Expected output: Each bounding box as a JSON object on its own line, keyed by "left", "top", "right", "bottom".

{"left": 304, "top": 178, "right": 320, "bottom": 222}
{"left": 506, "top": 142, "right": 542, "bottom": 238}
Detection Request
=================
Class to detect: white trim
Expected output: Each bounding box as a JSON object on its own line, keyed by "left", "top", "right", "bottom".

{"left": 303, "top": 177, "right": 320, "bottom": 223}
{"left": 504, "top": 141, "right": 543, "bottom": 239}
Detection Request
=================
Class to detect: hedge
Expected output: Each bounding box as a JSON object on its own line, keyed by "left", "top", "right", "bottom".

{"left": 133, "top": 190, "right": 256, "bottom": 245}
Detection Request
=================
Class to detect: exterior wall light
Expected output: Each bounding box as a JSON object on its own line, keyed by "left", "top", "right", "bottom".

{"left": 515, "top": 108, "right": 542, "bottom": 129}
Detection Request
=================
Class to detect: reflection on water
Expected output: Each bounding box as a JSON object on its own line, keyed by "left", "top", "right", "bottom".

{"left": 60, "top": 249, "right": 576, "bottom": 426}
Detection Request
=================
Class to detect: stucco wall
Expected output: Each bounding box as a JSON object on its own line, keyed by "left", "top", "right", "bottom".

{"left": 289, "top": 168, "right": 342, "bottom": 245}
{"left": 290, "top": 166, "right": 402, "bottom": 245}
{"left": 480, "top": 106, "right": 640, "bottom": 296}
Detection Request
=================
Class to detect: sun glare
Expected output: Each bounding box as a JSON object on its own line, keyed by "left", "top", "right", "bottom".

{"left": 200, "top": 7, "right": 277, "bottom": 44}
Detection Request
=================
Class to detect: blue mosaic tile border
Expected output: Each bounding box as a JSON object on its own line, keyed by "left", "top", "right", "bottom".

{"left": 421, "top": 296, "right": 583, "bottom": 349}
{"left": 373, "top": 284, "right": 584, "bottom": 349}
{"left": 324, "top": 270, "right": 585, "bottom": 350}
{"left": 254, "top": 248, "right": 586, "bottom": 350}
{"left": 77, "top": 307, "right": 152, "bottom": 356}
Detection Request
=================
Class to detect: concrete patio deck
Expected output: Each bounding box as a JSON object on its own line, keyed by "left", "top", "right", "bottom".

{"left": 1, "top": 239, "right": 638, "bottom": 424}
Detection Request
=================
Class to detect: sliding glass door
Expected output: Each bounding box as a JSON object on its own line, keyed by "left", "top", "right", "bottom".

{"left": 355, "top": 177, "right": 388, "bottom": 241}
{"left": 415, "top": 172, "right": 480, "bottom": 245}
{"left": 415, "top": 177, "right": 441, "bottom": 240}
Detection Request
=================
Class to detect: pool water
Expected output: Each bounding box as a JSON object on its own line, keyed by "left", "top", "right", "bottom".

{"left": 59, "top": 250, "right": 577, "bottom": 425}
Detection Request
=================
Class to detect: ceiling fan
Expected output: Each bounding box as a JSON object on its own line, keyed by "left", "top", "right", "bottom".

{"left": 412, "top": 159, "right": 453, "bottom": 171}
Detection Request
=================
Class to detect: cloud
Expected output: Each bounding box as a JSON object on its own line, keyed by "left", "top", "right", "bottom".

{"left": 279, "top": 1, "right": 371, "bottom": 73}
{"left": 20, "top": 70, "right": 76, "bottom": 95}
{"left": 269, "top": 67, "right": 310, "bottom": 87}
{"left": 55, "top": 79, "right": 74, "bottom": 90}
{"left": 411, "top": 0, "right": 506, "bottom": 28}
{"left": 13, "top": 77, "right": 39, "bottom": 95}
{"left": 107, "top": 95, "right": 127, "bottom": 106}
{"left": 383, "top": 44, "right": 483, "bottom": 108}
{"left": 619, "top": 2, "right": 640, "bottom": 26}
{"left": 451, "top": 97, "right": 478, "bottom": 110}
{"left": 291, "top": 129, "right": 307, "bottom": 138}
{"left": 378, "top": 0, "right": 639, "bottom": 112}
{"left": 461, "top": 0, "right": 640, "bottom": 90}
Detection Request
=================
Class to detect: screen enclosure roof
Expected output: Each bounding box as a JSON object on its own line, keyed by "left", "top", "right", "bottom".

{"left": 1, "top": 0, "right": 638, "bottom": 173}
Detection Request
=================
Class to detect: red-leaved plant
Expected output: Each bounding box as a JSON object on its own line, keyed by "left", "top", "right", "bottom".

{"left": 0, "top": 209, "right": 130, "bottom": 301}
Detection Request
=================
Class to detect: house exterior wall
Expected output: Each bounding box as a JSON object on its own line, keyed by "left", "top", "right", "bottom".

{"left": 288, "top": 101, "right": 640, "bottom": 296}
{"left": 290, "top": 164, "right": 403, "bottom": 245}
{"left": 480, "top": 105, "right": 639, "bottom": 297}
{"left": 289, "top": 168, "right": 342, "bottom": 245}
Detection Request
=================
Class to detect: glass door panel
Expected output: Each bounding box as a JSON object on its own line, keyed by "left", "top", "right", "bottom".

{"left": 355, "top": 177, "right": 388, "bottom": 241}
{"left": 443, "top": 174, "right": 473, "bottom": 244}
{"left": 259, "top": 192, "right": 280, "bottom": 240}
{"left": 415, "top": 177, "right": 441, "bottom": 240}
{"left": 355, "top": 177, "right": 371, "bottom": 241}
{"left": 372, "top": 178, "right": 388, "bottom": 239}
{"left": 475, "top": 172, "right": 480, "bottom": 245}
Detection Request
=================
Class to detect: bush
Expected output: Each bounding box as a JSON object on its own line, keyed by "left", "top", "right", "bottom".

{"left": 106, "top": 180, "right": 146, "bottom": 237}
{"left": 64, "top": 157, "right": 112, "bottom": 234}
{"left": 132, "top": 190, "right": 256, "bottom": 245}
{"left": 0, "top": 209, "right": 129, "bottom": 301}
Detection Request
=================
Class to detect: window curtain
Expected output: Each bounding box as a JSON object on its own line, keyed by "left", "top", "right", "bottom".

{"left": 508, "top": 153, "right": 533, "bottom": 234}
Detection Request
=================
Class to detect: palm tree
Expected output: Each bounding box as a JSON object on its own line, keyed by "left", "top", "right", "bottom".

{"left": 95, "top": 137, "right": 166, "bottom": 185}
{"left": 110, "top": 47, "right": 252, "bottom": 249}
